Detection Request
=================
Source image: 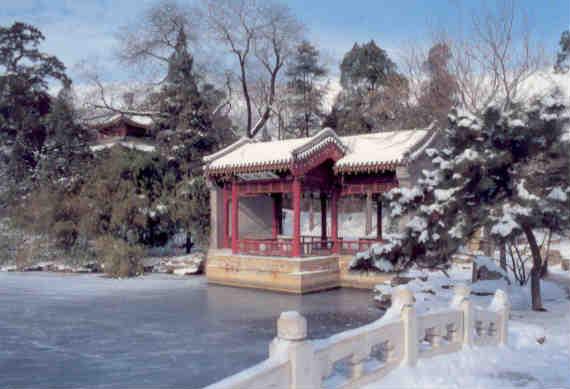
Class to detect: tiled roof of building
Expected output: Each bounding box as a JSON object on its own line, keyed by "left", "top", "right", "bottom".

{"left": 205, "top": 127, "right": 436, "bottom": 175}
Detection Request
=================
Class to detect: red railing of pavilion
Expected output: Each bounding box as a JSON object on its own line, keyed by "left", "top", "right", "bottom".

{"left": 235, "top": 236, "right": 383, "bottom": 257}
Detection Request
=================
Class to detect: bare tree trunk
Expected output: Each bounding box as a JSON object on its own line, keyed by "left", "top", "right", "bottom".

{"left": 239, "top": 60, "right": 253, "bottom": 135}
{"left": 483, "top": 226, "right": 494, "bottom": 257}
{"left": 499, "top": 242, "right": 507, "bottom": 270}
{"left": 186, "top": 231, "right": 193, "bottom": 254}
{"left": 540, "top": 229, "right": 552, "bottom": 278}
{"left": 522, "top": 224, "right": 544, "bottom": 311}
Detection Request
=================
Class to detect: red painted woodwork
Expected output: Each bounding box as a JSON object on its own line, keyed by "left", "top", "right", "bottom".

{"left": 96, "top": 122, "right": 148, "bottom": 140}
{"left": 235, "top": 236, "right": 378, "bottom": 256}
{"left": 340, "top": 181, "right": 398, "bottom": 196}
{"left": 340, "top": 238, "right": 384, "bottom": 255}
{"left": 238, "top": 238, "right": 292, "bottom": 257}
{"left": 376, "top": 198, "right": 382, "bottom": 240}
{"left": 214, "top": 145, "right": 399, "bottom": 257}
{"left": 331, "top": 189, "right": 339, "bottom": 254}
{"left": 291, "top": 142, "right": 345, "bottom": 177}
{"left": 237, "top": 236, "right": 335, "bottom": 257}
{"left": 272, "top": 194, "right": 283, "bottom": 238}
{"left": 320, "top": 194, "right": 327, "bottom": 246}
{"left": 238, "top": 180, "right": 292, "bottom": 196}
{"left": 222, "top": 187, "right": 230, "bottom": 248}
{"left": 231, "top": 181, "right": 239, "bottom": 253}
{"left": 292, "top": 178, "right": 302, "bottom": 257}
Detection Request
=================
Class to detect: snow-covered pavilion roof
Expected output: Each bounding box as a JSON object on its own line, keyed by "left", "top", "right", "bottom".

{"left": 85, "top": 113, "right": 155, "bottom": 129}
{"left": 204, "top": 127, "right": 436, "bottom": 175}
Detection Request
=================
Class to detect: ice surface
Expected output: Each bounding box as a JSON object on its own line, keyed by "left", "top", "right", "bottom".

{"left": 0, "top": 272, "right": 380, "bottom": 388}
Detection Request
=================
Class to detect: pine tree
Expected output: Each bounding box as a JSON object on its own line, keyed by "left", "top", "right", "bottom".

{"left": 331, "top": 41, "right": 409, "bottom": 134}
{"left": 554, "top": 30, "right": 570, "bottom": 73}
{"left": 38, "top": 87, "right": 92, "bottom": 188}
{"left": 351, "top": 91, "right": 570, "bottom": 311}
{"left": 340, "top": 41, "right": 398, "bottom": 93}
{"left": 155, "top": 27, "right": 233, "bottom": 250}
{"left": 284, "top": 41, "right": 328, "bottom": 137}
{"left": 0, "top": 22, "right": 70, "bottom": 198}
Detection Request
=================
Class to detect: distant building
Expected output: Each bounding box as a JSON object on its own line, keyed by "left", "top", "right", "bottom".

{"left": 85, "top": 113, "right": 157, "bottom": 153}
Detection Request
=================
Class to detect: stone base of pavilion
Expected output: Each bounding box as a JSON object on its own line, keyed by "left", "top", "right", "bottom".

{"left": 206, "top": 249, "right": 395, "bottom": 294}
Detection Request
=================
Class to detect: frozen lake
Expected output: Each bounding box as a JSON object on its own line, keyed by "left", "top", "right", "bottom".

{"left": 0, "top": 272, "right": 381, "bottom": 388}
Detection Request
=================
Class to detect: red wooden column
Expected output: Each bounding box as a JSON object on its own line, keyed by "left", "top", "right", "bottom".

{"left": 331, "top": 189, "right": 339, "bottom": 254}
{"left": 222, "top": 187, "right": 230, "bottom": 248}
{"left": 376, "top": 197, "right": 383, "bottom": 240}
{"left": 292, "top": 178, "right": 302, "bottom": 257}
{"left": 231, "top": 180, "right": 239, "bottom": 254}
{"left": 272, "top": 194, "right": 283, "bottom": 239}
{"left": 320, "top": 193, "right": 327, "bottom": 248}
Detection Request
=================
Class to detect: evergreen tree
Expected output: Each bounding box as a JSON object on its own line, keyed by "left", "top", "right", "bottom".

{"left": 0, "top": 22, "right": 70, "bottom": 198}
{"left": 339, "top": 41, "right": 398, "bottom": 93}
{"left": 330, "top": 40, "right": 410, "bottom": 135}
{"left": 38, "top": 87, "right": 92, "bottom": 188}
{"left": 155, "top": 27, "right": 233, "bottom": 250}
{"left": 351, "top": 91, "right": 570, "bottom": 311}
{"left": 554, "top": 30, "right": 570, "bottom": 73}
{"left": 284, "top": 41, "right": 328, "bottom": 137}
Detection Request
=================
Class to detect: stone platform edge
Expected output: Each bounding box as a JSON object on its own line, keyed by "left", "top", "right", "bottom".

{"left": 206, "top": 249, "right": 395, "bottom": 294}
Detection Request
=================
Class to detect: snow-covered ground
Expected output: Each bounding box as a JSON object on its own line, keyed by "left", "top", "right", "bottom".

{"left": 366, "top": 262, "right": 570, "bottom": 389}
{"left": 367, "top": 298, "right": 570, "bottom": 389}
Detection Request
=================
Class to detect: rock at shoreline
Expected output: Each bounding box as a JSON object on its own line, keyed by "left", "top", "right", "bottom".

{"left": 0, "top": 261, "right": 100, "bottom": 273}
{"left": 143, "top": 253, "right": 205, "bottom": 275}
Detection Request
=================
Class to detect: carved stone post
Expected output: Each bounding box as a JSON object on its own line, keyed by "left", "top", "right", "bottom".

{"left": 269, "top": 311, "right": 320, "bottom": 389}
{"left": 396, "top": 286, "right": 418, "bottom": 367}
{"left": 451, "top": 284, "right": 473, "bottom": 347}
{"left": 491, "top": 289, "right": 510, "bottom": 345}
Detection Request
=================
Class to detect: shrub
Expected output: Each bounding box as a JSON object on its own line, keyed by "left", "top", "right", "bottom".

{"left": 94, "top": 236, "right": 144, "bottom": 278}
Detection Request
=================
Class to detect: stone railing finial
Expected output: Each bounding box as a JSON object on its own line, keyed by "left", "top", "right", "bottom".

{"left": 490, "top": 289, "right": 510, "bottom": 311}
{"left": 277, "top": 311, "right": 307, "bottom": 341}
{"left": 451, "top": 284, "right": 471, "bottom": 308}
{"left": 392, "top": 285, "right": 415, "bottom": 312}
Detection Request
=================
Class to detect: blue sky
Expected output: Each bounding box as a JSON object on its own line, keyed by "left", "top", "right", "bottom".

{"left": 1, "top": 0, "right": 569, "bottom": 83}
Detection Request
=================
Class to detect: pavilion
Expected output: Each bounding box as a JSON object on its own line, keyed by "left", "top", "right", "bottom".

{"left": 203, "top": 127, "right": 437, "bottom": 293}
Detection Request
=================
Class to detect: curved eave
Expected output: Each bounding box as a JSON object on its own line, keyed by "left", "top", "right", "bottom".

{"left": 88, "top": 115, "right": 153, "bottom": 130}
{"left": 205, "top": 161, "right": 291, "bottom": 176}
{"left": 333, "top": 160, "right": 406, "bottom": 175}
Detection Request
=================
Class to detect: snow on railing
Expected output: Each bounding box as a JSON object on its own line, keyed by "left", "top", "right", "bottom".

{"left": 204, "top": 285, "right": 510, "bottom": 389}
